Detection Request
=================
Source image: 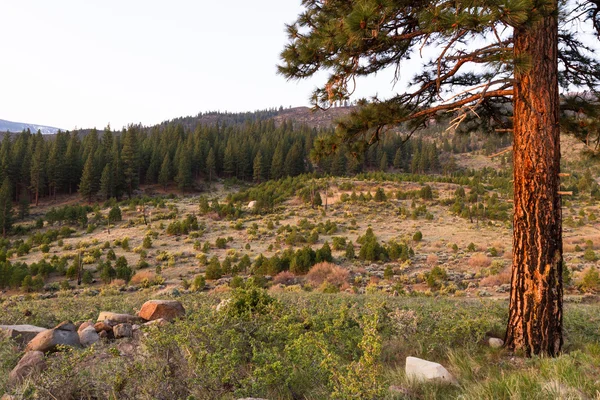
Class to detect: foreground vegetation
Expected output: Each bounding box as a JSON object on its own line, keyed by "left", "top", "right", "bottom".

{"left": 1, "top": 288, "right": 599, "bottom": 399}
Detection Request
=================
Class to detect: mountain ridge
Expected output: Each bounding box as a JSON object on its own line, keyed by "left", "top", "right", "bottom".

{"left": 0, "top": 118, "right": 61, "bottom": 135}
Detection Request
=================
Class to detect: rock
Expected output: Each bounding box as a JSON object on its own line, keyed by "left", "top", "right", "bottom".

{"left": 2, "top": 394, "right": 16, "bottom": 400}
{"left": 8, "top": 351, "right": 46, "bottom": 387}
{"left": 77, "top": 320, "right": 94, "bottom": 333}
{"left": 488, "top": 337, "right": 504, "bottom": 349}
{"left": 0, "top": 325, "right": 47, "bottom": 345}
{"left": 137, "top": 300, "right": 185, "bottom": 322}
{"left": 247, "top": 201, "right": 257, "bottom": 209}
{"left": 78, "top": 326, "right": 100, "bottom": 347}
{"left": 113, "top": 323, "right": 133, "bottom": 339}
{"left": 98, "top": 330, "right": 108, "bottom": 339}
{"left": 405, "top": 356, "right": 457, "bottom": 384}
{"left": 94, "top": 320, "right": 116, "bottom": 333}
{"left": 97, "top": 312, "right": 142, "bottom": 324}
{"left": 25, "top": 321, "right": 81, "bottom": 353}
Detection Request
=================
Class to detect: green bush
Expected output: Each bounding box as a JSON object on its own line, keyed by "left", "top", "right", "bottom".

{"left": 413, "top": 230, "right": 423, "bottom": 242}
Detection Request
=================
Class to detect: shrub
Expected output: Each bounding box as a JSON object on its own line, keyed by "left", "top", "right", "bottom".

{"left": 205, "top": 256, "right": 223, "bottom": 280}
{"left": 468, "top": 253, "right": 492, "bottom": 268}
{"left": 273, "top": 271, "right": 297, "bottom": 286}
{"left": 345, "top": 241, "right": 355, "bottom": 259}
{"left": 583, "top": 248, "right": 597, "bottom": 262}
{"left": 580, "top": 266, "right": 600, "bottom": 292}
{"left": 306, "top": 262, "right": 349, "bottom": 288}
{"left": 192, "top": 275, "right": 206, "bottom": 291}
{"left": 215, "top": 237, "right": 227, "bottom": 249}
{"left": 425, "top": 266, "right": 447, "bottom": 290}
{"left": 420, "top": 185, "right": 433, "bottom": 200}
{"left": 108, "top": 206, "right": 122, "bottom": 222}
{"left": 383, "top": 265, "right": 394, "bottom": 280}
{"left": 143, "top": 236, "right": 152, "bottom": 249}
{"left": 412, "top": 231, "right": 423, "bottom": 242}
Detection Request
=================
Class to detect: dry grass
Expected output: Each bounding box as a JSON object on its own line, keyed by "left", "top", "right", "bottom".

{"left": 426, "top": 254, "right": 439, "bottom": 266}
{"left": 130, "top": 271, "right": 156, "bottom": 285}
{"left": 480, "top": 268, "right": 511, "bottom": 287}
{"left": 468, "top": 253, "right": 492, "bottom": 269}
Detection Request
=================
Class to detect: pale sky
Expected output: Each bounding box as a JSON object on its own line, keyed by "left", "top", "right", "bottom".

{"left": 0, "top": 1, "right": 398, "bottom": 131}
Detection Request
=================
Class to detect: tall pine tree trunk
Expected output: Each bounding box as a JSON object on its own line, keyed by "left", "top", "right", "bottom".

{"left": 505, "top": 1, "right": 563, "bottom": 356}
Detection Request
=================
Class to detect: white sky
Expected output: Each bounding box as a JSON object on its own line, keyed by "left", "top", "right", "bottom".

{"left": 0, "top": 1, "right": 399, "bottom": 131}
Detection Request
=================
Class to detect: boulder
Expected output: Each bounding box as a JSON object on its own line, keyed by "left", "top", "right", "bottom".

{"left": 247, "top": 201, "right": 257, "bottom": 209}
{"left": 8, "top": 351, "right": 46, "bottom": 387}
{"left": 77, "top": 320, "right": 94, "bottom": 333}
{"left": 97, "top": 312, "right": 142, "bottom": 324}
{"left": 0, "top": 325, "right": 47, "bottom": 345}
{"left": 488, "top": 337, "right": 504, "bottom": 349}
{"left": 78, "top": 326, "right": 100, "bottom": 347}
{"left": 137, "top": 300, "right": 185, "bottom": 322}
{"left": 94, "top": 320, "right": 116, "bottom": 333}
{"left": 405, "top": 356, "right": 457, "bottom": 384}
{"left": 113, "top": 323, "right": 133, "bottom": 339}
{"left": 25, "top": 321, "right": 80, "bottom": 353}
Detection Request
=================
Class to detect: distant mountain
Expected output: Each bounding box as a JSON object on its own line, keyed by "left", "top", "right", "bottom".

{"left": 0, "top": 118, "right": 62, "bottom": 135}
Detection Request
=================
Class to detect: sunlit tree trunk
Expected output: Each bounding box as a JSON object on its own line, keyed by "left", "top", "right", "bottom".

{"left": 505, "top": 1, "right": 563, "bottom": 356}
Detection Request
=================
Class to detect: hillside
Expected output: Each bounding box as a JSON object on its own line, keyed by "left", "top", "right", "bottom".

{"left": 0, "top": 118, "right": 61, "bottom": 135}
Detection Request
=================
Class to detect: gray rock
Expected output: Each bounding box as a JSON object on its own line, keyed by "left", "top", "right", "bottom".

{"left": 25, "top": 321, "right": 81, "bottom": 353}
{"left": 97, "top": 312, "right": 142, "bottom": 324}
{"left": 113, "top": 323, "right": 133, "bottom": 339}
{"left": 8, "top": 351, "right": 46, "bottom": 386}
{"left": 78, "top": 326, "right": 100, "bottom": 347}
{"left": 488, "top": 337, "right": 504, "bottom": 349}
{"left": 0, "top": 325, "right": 47, "bottom": 345}
{"left": 405, "top": 356, "right": 457, "bottom": 384}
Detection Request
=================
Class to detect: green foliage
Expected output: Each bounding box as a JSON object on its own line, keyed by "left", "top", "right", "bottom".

{"left": 580, "top": 267, "right": 600, "bottom": 292}
{"left": 205, "top": 256, "right": 223, "bottom": 280}
{"left": 413, "top": 230, "right": 423, "bottom": 242}
{"left": 426, "top": 266, "right": 448, "bottom": 290}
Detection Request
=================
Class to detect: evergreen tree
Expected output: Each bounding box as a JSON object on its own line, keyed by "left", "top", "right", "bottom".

{"left": 30, "top": 141, "right": 45, "bottom": 206}
{"left": 79, "top": 153, "right": 98, "bottom": 203}
{"left": 176, "top": 150, "right": 193, "bottom": 194}
{"left": 99, "top": 162, "right": 114, "bottom": 200}
{"left": 121, "top": 127, "right": 140, "bottom": 198}
{"left": 206, "top": 147, "right": 216, "bottom": 183}
{"left": 158, "top": 153, "right": 171, "bottom": 191}
{"left": 279, "top": 0, "right": 600, "bottom": 356}
{"left": 0, "top": 178, "right": 13, "bottom": 237}
{"left": 270, "top": 143, "right": 285, "bottom": 180}
{"left": 253, "top": 151, "right": 264, "bottom": 183}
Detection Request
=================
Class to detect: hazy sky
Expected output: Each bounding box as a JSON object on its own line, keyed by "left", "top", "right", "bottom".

{"left": 0, "top": 1, "right": 399, "bottom": 130}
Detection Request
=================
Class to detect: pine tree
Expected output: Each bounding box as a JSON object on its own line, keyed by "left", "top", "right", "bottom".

{"left": 279, "top": 0, "right": 600, "bottom": 356}
{"left": 0, "top": 178, "right": 13, "bottom": 237}
{"left": 30, "top": 141, "right": 45, "bottom": 206}
{"left": 99, "top": 162, "right": 114, "bottom": 200}
{"left": 270, "top": 143, "right": 285, "bottom": 180}
{"left": 121, "top": 127, "right": 140, "bottom": 198}
{"left": 206, "top": 147, "right": 216, "bottom": 183}
{"left": 253, "top": 151, "right": 264, "bottom": 183}
{"left": 79, "top": 153, "right": 98, "bottom": 203}
{"left": 176, "top": 150, "right": 192, "bottom": 194}
{"left": 158, "top": 153, "right": 171, "bottom": 191}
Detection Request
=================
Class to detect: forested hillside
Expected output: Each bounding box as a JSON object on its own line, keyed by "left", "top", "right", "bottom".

{"left": 0, "top": 109, "right": 511, "bottom": 215}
